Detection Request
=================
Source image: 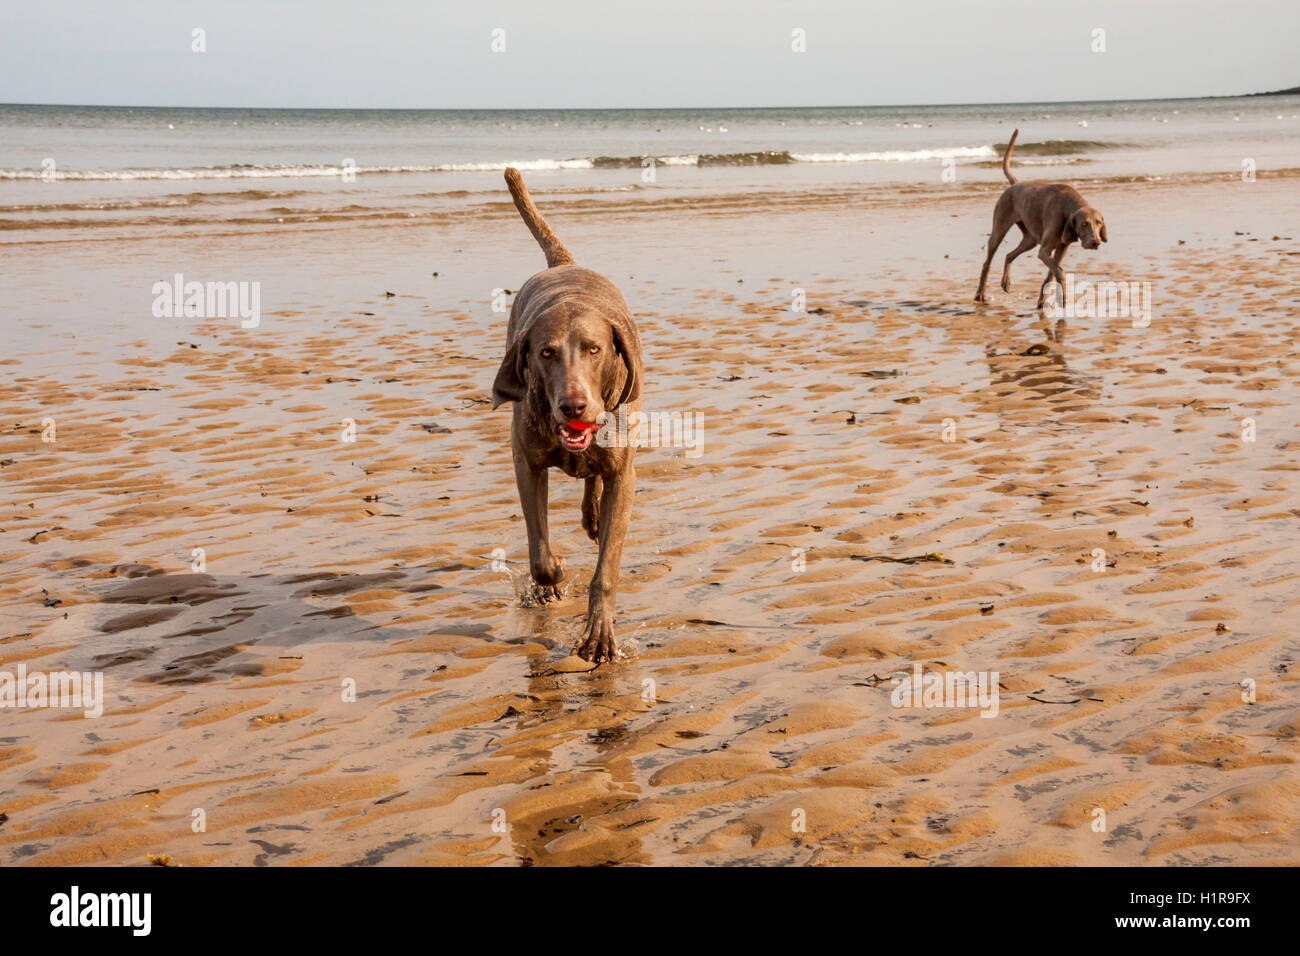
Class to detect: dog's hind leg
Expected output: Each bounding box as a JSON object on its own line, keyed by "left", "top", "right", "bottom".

{"left": 975, "top": 204, "right": 1016, "bottom": 302}
{"left": 581, "top": 475, "right": 602, "bottom": 541}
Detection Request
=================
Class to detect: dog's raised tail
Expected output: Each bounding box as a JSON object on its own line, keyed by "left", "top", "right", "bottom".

{"left": 1001, "top": 129, "right": 1019, "bottom": 184}
{"left": 504, "top": 167, "right": 575, "bottom": 268}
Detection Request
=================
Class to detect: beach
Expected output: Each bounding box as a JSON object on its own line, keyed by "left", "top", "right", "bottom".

{"left": 1, "top": 99, "right": 1298, "bottom": 866}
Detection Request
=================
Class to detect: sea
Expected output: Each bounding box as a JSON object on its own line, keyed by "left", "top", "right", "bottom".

{"left": 2, "top": 95, "right": 1297, "bottom": 244}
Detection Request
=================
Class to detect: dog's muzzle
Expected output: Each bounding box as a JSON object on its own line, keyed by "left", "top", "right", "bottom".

{"left": 556, "top": 418, "right": 598, "bottom": 451}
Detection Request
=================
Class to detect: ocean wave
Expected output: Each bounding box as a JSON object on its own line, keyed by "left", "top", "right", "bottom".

{"left": 0, "top": 163, "right": 444, "bottom": 181}
{"left": 790, "top": 146, "right": 997, "bottom": 162}
{"left": 0, "top": 141, "right": 1115, "bottom": 182}
{"left": 1012, "top": 139, "right": 1122, "bottom": 155}
{"left": 986, "top": 157, "right": 1092, "bottom": 167}
{"left": 561, "top": 147, "right": 1002, "bottom": 167}
{"left": 428, "top": 158, "right": 596, "bottom": 172}
{"left": 593, "top": 151, "right": 796, "bottom": 167}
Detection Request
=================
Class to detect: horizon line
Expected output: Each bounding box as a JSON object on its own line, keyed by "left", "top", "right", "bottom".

{"left": 2, "top": 87, "right": 1298, "bottom": 113}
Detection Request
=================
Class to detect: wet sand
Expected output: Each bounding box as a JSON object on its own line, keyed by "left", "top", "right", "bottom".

{"left": 1, "top": 172, "right": 1298, "bottom": 865}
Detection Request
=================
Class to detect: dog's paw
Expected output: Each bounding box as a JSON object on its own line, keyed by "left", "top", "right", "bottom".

{"left": 529, "top": 582, "right": 565, "bottom": 605}
{"left": 973, "top": 292, "right": 987, "bottom": 303}
{"left": 572, "top": 614, "right": 617, "bottom": 664}
{"left": 525, "top": 553, "right": 566, "bottom": 605}
{"left": 1000, "top": 277, "right": 1012, "bottom": 293}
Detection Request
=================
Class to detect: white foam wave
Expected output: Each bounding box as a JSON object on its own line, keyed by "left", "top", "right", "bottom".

{"left": 0, "top": 159, "right": 596, "bottom": 181}
{"left": 0, "top": 145, "right": 1001, "bottom": 182}
{"left": 789, "top": 146, "right": 997, "bottom": 163}
{"left": 429, "top": 158, "right": 595, "bottom": 172}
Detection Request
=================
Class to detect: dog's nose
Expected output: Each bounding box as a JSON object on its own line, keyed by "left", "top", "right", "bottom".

{"left": 559, "top": 397, "right": 587, "bottom": 419}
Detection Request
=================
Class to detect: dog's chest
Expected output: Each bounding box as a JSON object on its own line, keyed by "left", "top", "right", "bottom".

{"left": 548, "top": 445, "right": 614, "bottom": 479}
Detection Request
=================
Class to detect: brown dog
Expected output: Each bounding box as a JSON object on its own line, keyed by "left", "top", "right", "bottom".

{"left": 491, "top": 168, "right": 643, "bottom": 663}
{"left": 974, "top": 129, "right": 1108, "bottom": 308}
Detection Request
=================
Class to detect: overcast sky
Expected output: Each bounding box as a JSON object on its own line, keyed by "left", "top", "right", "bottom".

{"left": 2, "top": 0, "right": 1296, "bottom": 109}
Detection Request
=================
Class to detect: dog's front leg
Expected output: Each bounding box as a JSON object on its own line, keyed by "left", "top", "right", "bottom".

{"left": 1036, "top": 240, "right": 1068, "bottom": 310}
{"left": 573, "top": 464, "right": 634, "bottom": 663}
{"left": 515, "top": 455, "right": 565, "bottom": 602}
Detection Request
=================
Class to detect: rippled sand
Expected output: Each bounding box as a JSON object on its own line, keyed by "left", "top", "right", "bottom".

{"left": 1, "top": 173, "right": 1297, "bottom": 865}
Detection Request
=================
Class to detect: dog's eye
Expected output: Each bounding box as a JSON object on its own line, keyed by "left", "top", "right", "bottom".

{"left": 540, "top": 347, "right": 555, "bottom": 359}
{"left": 588, "top": 345, "right": 601, "bottom": 355}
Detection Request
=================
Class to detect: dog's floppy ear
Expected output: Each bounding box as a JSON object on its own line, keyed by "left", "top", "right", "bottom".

{"left": 605, "top": 310, "right": 643, "bottom": 408}
{"left": 1060, "top": 211, "right": 1079, "bottom": 247}
{"left": 1098, "top": 217, "right": 1108, "bottom": 243}
{"left": 491, "top": 333, "right": 528, "bottom": 409}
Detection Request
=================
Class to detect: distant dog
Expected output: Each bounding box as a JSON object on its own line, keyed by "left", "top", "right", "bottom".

{"left": 491, "top": 167, "right": 643, "bottom": 664}
{"left": 974, "top": 129, "right": 1108, "bottom": 308}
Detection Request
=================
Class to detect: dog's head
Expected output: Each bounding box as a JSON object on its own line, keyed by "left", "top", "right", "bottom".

{"left": 1064, "top": 207, "right": 1108, "bottom": 250}
{"left": 492, "top": 302, "right": 641, "bottom": 453}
